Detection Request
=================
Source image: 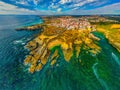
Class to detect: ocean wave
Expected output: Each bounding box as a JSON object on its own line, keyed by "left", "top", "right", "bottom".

{"left": 92, "top": 62, "right": 109, "bottom": 90}
{"left": 112, "top": 52, "right": 120, "bottom": 66}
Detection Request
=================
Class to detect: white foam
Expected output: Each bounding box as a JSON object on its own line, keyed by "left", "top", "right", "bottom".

{"left": 92, "top": 62, "right": 109, "bottom": 90}
{"left": 13, "top": 37, "right": 30, "bottom": 45}
{"left": 112, "top": 52, "right": 120, "bottom": 66}
{"left": 21, "top": 43, "right": 25, "bottom": 45}
{"left": 13, "top": 40, "right": 23, "bottom": 44}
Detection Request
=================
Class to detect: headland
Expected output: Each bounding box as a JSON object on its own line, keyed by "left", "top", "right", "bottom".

{"left": 16, "top": 16, "right": 120, "bottom": 73}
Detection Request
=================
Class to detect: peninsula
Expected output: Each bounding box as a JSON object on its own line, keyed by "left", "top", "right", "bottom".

{"left": 17, "top": 16, "right": 101, "bottom": 73}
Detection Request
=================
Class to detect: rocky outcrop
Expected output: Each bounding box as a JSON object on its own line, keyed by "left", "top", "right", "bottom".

{"left": 16, "top": 24, "right": 43, "bottom": 31}
{"left": 97, "top": 24, "right": 120, "bottom": 52}
{"left": 24, "top": 29, "right": 100, "bottom": 73}
{"left": 19, "top": 17, "right": 101, "bottom": 73}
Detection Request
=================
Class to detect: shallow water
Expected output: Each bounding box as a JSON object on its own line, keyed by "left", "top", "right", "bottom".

{"left": 0, "top": 16, "right": 120, "bottom": 90}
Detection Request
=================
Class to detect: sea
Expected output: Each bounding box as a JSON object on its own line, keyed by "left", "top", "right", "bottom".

{"left": 0, "top": 15, "right": 120, "bottom": 90}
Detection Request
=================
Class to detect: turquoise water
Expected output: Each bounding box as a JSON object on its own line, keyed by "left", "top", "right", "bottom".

{"left": 0, "top": 15, "right": 120, "bottom": 90}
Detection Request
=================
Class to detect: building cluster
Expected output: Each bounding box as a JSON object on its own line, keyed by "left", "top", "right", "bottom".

{"left": 50, "top": 17, "right": 92, "bottom": 30}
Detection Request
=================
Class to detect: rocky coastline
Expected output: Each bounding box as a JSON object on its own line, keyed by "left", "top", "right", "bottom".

{"left": 96, "top": 24, "right": 120, "bottom": 52}
{"left": 16, "top": 24, "right": 43, "bottom": 31}
{"left": 16, "top": 16, "right": 101, "bottom": 73}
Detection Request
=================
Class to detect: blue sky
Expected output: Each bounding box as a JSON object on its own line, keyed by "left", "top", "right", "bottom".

{"left": 0, "top": 0, "right": 120, "bottom": 15}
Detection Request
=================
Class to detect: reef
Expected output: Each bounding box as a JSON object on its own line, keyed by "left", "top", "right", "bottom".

{"left": 17, "top": 16, "right": 101, "bottom": 73}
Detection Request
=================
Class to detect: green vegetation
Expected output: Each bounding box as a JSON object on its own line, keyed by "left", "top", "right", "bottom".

{"left": 95, "top": 22, "right": 120, "bottom": 52}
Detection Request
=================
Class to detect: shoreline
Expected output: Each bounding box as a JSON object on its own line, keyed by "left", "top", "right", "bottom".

{"left": 16, "top": 16, "right": 102, "bottom": 73}
{"left": 96, "top": 24, "right": 120, "bottom": 52}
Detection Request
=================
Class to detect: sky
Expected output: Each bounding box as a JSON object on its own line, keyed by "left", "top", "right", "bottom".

{"left": 0, "top": 0, "right": 120, "bottom": 15}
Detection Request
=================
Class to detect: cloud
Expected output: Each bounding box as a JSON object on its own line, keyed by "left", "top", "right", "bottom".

{"left": 89, "top": 0, "right": 108, "bottom": 7}
{"left": 0, "top": 0, "right": 120, "bottom": 15}
{"left": 1, "top": 0, "right": 111, "bottom": 13}
{"left": 66, "top": 2, "right": 120, "bottom": 15}
{"left": 0, "top": 1, "right": 35, "bottom": 14}
{"left": 59, "top": 0, "right": 96, "bottom": 6}
{"left": 33, "top": 0, "right": 39, "bottom": 6}
{"left": 49, "top": 3, "right": 59, "bottom": 9}
{"left": 0, "top": 1, "right": 64, "bottom": 15}
{"left": 56, "top": 0, "right": 97, "bottom": 11}
{"left": 47, "top": 0, "right": 97, "bottom": 12}
{"left": 15, "top": 0, "right": 29, "bottom": 5}
{"left": 59, "top": 0, "right": 71, "bottom": 4}
{"left": 72, "top": 0, "right": 95, "bottom": 7}
{"left": 57, "top": 8, "right": 62, "bottom": 12}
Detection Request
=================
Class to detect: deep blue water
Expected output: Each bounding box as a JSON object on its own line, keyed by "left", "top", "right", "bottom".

{"left": 0, "top": 15, "right": 120, "bottom": 90}
{"left": 0, "top": 15, "right": 43, "bottom": 90}
{"left": 0, "top": 15, "right": 42, "bottom": 66}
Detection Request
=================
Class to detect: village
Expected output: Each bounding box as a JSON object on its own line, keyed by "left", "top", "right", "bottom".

{"left": 48, "top": 16, "right": 92, "bottom": 31}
